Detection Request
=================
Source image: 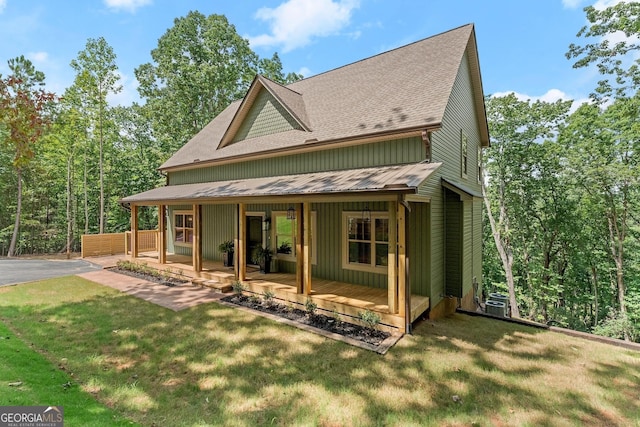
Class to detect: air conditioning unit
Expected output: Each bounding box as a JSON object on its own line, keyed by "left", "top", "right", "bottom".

{"left": 489, "top": 293, "right": 509, "bottom": 316}
{"left": 485, "top": 300, "right": 506, "bottom": 317}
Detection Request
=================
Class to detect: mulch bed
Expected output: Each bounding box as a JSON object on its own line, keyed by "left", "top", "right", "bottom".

{"left": 106, "top": 267, "right": 188, "bottom": 287}
{"left": 221, "top": 293, "right": 391, "bottom": 347}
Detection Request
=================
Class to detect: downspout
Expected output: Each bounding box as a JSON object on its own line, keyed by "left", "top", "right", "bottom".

{"left": 401, "top": 198, "right": 412, "bottom": 334}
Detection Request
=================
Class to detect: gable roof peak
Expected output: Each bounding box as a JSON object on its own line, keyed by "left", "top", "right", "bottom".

{"left": 218, "top": 74, "right": 311, "bottom": 148}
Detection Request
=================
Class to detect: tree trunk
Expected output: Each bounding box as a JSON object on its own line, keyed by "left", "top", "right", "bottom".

{"left": 7, "top": 167, "right": 23, "bottom": 257}
{"left": 482, "top": 180, "right": 521, "bottom": 318}
{"left": 66, "top": 156, "right": 73, "bottom": 259}
{"left": 84, "top": 153, "right": 89, "bottom": 235}
{"left": 99, "top": 106, "right": 104, "bottom": 234}
{"left": 591, "top": 264, "right": 599, "bottom": 326}
{"left": 607, "top": 210, "right": 628, "bottom": 341}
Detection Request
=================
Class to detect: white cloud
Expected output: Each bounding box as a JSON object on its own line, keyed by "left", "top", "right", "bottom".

{"left": 27, "top": 51, "right": 48, "bottom": 63}
{"left": 492, "top": 89, "right": 590, "bottom": 113}
{"left": 562, "top": 0, "right": 584, "bottom": 9}
{"left": 298, "top": 66, "right": 312, "bottom": 78}
{"left": 249, "top": 0, "right": 360, "bottom": 52}
{"left": 0, "top": 0, "right": 6, "bottom": 14}
{"left": 593, "top": 0, "right": 628, "bottom": 10}
{"left": 103, "top": 0, "right": 152, "bottom": 13}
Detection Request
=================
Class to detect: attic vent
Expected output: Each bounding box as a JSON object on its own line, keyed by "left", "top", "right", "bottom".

{"left": 305, "top": 138, "right": 318, "bottom": 143}
{"left": 193, "top": 159, "right": 200, "bottom": 163}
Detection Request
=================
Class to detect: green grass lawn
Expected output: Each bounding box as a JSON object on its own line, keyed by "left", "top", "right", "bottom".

{"left": 1, "top": 276, "right": 639, "bottom": 426}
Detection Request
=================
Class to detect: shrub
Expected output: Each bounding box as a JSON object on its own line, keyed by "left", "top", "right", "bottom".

{"left": 263, "top": 290, "right": 275, "bottom": 305}
{"left": 231, "top": 280, "right": 247, "bottom": 294}
{"left": 592, "top": 309, "right": 638, "bottom": 342}
{"left": 304, "top": 298, "right": 317, "bottom": 316}
{"left": 358, "top": 309, "right": 381, "bottom": 330}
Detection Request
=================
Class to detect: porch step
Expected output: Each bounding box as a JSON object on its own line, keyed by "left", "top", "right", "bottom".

{"left": 191, "top": 278, "right": 207, "bottom": 286}
{"left": 203, "top": 279, "right": 233, "bottom": 293}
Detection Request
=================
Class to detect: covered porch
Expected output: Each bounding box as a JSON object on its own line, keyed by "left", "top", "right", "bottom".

{"left": 122, "top": 163, "right": 442, "bottom": 333}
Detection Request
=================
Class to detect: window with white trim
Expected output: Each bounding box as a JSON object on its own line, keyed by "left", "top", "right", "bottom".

{"left": 461, "top": 131, "right": 469, "bottom": 178}
{"left": 174, "top": 211, "right": 194, "bottom": 246}
{"left": 477, "top": 145, "right": 482, "bottom": 184}
{"left": 272, "top": 211, "right": 317, "bottom": 264}
{"left": 343, "top": 212, "right": 389, "bottom": 272}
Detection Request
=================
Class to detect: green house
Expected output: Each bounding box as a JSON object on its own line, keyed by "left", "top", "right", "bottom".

{"left": 122, "top": 24, "right": 489, "bottom": 333}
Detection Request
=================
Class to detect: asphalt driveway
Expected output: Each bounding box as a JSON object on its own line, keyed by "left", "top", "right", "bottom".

{"left": 0, "top": 258, "right": 102, "bottom": 286}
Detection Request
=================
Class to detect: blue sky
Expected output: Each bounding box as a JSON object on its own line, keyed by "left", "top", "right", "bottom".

{"left": 0, "top": 0, "right": 628, "bottom": 108}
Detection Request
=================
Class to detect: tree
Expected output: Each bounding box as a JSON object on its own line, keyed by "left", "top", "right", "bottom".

{"left": 559, "top": 96, "right": 640, "bottom": 340}
{"left": 70, "top": 37, "right": 122, "bottom": 234}
{"left": 483, "top": 94, "right": 571, "bottom": 319}
{"left": 0, "top": 56, "right": 56, "bottom": 256}
{"left": 567, "top": 1, "right": 640, "bottom": 100}
{"left": 136, "top": 12, "right": 258, "bottom": 153}
{"left": 135, "top": 11, "right": 302, "bottom": 155}
{"left": 258, "top": 52, "right": 304, "bottom": 84}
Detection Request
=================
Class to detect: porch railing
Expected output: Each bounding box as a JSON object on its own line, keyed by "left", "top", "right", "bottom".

{"left": 124, "top": 230, "right": 158, "bottom": 255}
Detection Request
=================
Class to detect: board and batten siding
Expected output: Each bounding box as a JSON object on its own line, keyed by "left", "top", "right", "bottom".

{"left": 420, "top": 48, "right": 485, "bottom": 308}
{"left": 202, "top": 205, "right": 235, "bottom": 261}
{"left": 232, "top": 89, "right": 301, "bottom": 143}
{"left": 408, "top": 201, "right": 431, "bottom": 296}
{"left": 444, "top": 189, "right": 463, "bottom": 297}
{"left": 165, "top": 204, "right": 235, "bottom": 261}
{"left": 169, "top": 136, "right": 426, "bottom": 185}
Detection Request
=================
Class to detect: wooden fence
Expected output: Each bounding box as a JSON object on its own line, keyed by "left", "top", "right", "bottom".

{"left": 81, "top": 231, "right": 158, "bottom": 258}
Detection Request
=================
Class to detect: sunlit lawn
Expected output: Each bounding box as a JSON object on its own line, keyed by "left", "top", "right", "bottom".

{"left": 1, "top": 276, "right": 639, "bottom": 426}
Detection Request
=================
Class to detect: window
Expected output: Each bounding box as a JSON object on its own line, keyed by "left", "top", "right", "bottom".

{"left": 477, "top": 145, "right": 482, "bottom": 184}
{"left": 274, "top": 213, "right": 295, "bottom": 257}
{"left": 461, "top": 131, "right": 468, "bottom": 178}
{"left": 174, "top": 211, "right": 194, "bottom": 246}
{"left": 343, "top": 212, "right": 389, "bottom": 272}
{"left": 272, "top": 211, "right": 317, "bottom": 264}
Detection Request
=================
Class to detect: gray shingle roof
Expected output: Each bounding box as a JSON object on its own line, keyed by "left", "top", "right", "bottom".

{"left": 122, "top": 162, "right": 442, "bottom": 204}
{"left": 160, "top": 24, "right": 484, "bottom": 171}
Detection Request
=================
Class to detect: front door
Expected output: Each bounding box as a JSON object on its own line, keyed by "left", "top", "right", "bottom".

{"left": 246, "top": 215, "right": 264, "bottom": 265}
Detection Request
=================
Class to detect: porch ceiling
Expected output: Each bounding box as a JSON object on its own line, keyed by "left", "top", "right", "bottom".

{"left": 122, "top": 162, "right": 442, "bottom": 205}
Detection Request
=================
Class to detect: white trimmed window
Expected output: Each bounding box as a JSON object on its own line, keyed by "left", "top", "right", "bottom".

{"left": 477, "top": 145, "right": 482, "bottom": 184}
{"left": 272, "top": 211, "right": 317, "bottom": 264}
{"left": 461, "top": 131, "right": 469, "bottom": 178}
{"left": 174, "top": 211, "right": 194, "bottom": 246}
{"left": 342, "top": 212, "right": 389, "bottom": 273}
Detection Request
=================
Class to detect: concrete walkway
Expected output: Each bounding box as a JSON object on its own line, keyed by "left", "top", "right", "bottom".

{"left": 77, "top": 269, "right": 226, "bottom": 311}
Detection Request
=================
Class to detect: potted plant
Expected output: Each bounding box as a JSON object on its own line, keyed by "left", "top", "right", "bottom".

{"left": 277, "top": 241, "right": 292, "bottom": 255}
{"left": 253, "top": 246, "right": 273, "bottom": 274}
{"left": 218, "top": 240, "right": 234, "bottom": 267}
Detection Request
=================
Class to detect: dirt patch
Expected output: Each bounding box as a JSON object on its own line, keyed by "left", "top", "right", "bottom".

{"left": 221, "top": 293, "right": 390, "bottom": 347}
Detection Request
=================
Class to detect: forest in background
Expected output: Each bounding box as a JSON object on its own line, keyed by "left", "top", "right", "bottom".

{"left": 1, "top": 5, "right": 638, "bottom": 341}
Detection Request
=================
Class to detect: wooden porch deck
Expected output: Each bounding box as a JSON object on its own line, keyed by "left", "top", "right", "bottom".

{"left": 132, "top": 252, "right": 430, "bottom": 331}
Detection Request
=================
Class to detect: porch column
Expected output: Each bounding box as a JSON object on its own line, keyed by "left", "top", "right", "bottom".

{"left": 303, "top": 202, "right": 312, "bottom": 295}
{"left": 131, "top": 204, "right": 139, "bottom": 259}
{"left": 397, "top": 202, "right": 406, "bottom": 319}
{"left": 192, "top": 204, "right": 202, "bottom": 272}
{"left": 158, "top": 204, "right": 166, "bottom": 264}
{"left": 295, "top": 204, "right": 303, "bottom": 293}
{"left": 388, "top": 200, "right": 398, "bottom": 313}
{"left": 237, "top": 203, "right": 246, "bottom": 281}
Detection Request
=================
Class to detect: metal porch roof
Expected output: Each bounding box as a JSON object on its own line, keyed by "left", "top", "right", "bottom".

{"left": 122, "top": 162, "right": 442, "bottom": 205}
